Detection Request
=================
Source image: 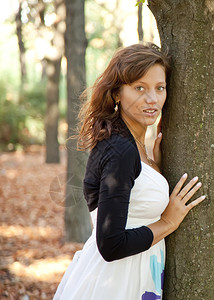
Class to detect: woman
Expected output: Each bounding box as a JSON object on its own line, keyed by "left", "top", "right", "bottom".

{"left": 53, "top": 43, "right": 205, "bottom": 299}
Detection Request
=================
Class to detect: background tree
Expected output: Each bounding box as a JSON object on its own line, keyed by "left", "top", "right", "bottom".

{"left": 64, "top": 0, "right": 91, "bottom": 242}
{"left": 137, "top": 1, "right": 143, "bottom": 41}
{"left": 44, "top": 0, "right": 65, "bottom": 163}
{"left": 96, "top": 0, "right": 123, "bottom": 48}
{"left": 15, "top": 0, "right": 65, "bottom": 162}
{"left": 147, "top": 0, "right": 214, "bottom": 299}
{"left": 15, "top": 0, "right": 27, "bottom": 90}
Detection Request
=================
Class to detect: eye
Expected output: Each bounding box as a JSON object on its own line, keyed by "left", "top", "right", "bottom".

{"left": 136, "top": 86, "right": 145, "bottom": 91}
{"left": 157, "top": 86, "right": 166, "bottom": 91}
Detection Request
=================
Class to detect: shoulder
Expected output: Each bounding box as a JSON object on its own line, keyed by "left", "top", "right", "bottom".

{"left": 86, "top": 132, "right": 141, "bottom": 174}
{"left": 103, "top": 133, "right": 138, "bottom": 160}
{"left": 89, "top": 116, "right": 137, "bottom": 158}
{"left": 96, "top": 133, "right": 141, "bottom": 178}
{"left": 90, "top": 133, "right": 138, "bottom": 162}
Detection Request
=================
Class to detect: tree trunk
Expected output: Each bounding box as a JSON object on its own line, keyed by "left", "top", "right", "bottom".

{"left": 148, "top": 0, "right": 214, "bottom": 299}
{"left": 15, "top": 0, "right": 27, "bottom": 89}
{"left": 64, "top": 0, "right": 91, "bottom": 242}
{"left": 115, "top": 0, "right": 123, "bottom": 48}
{"left": 45, "top": 0, "right": 65, "bottom": 163}
{"left": 45, "top": 57, "right": 61, "bottom": 163}
{"left": 137, "top": 2, "right": 144, "bottom": 41}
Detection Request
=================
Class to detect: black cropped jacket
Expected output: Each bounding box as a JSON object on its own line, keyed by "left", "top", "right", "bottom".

{"left": 83, "top": 118, "right": 154, "bottom": 262}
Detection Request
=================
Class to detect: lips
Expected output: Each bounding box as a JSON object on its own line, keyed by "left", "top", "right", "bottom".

{"left": 143, "top": 109, "right": 157, "bottom": 113}
{"left": 142, "top": 108, "right": 158, "bottom": 117}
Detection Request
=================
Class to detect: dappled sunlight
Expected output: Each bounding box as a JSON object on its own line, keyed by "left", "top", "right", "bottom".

{"left": 0, "top": 149, "right": 83, "bottom": 298}
{"left": 4, "top": 169, "right": 18, "bottom": 179}
{"left": 9, "top": 255, "right": 72, "bottom": 283}
{"left": 0, "top": 150, "right": 25, "bottom": 163}
{"left": 0, "top": 224, "right": 56, "bottom": 239}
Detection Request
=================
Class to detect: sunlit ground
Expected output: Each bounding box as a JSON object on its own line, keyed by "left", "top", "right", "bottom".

{"left": 9, "top": 254, "right": 72, "bottom": 283}
{"left": 0, "top": 148, "right": 83, "bottom": 299}
{"left": 1, "top": 223, "right": 73, "bottom": 282}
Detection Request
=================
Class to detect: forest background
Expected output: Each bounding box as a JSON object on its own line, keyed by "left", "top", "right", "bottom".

{"left": 0, "top": 0, "right": 158, "bottom": 153}
{"left": 1, "top": 0, "right": 213, "bottom": 299}
{"left": 0, "top": 0, "right": 161, "bottom": 298}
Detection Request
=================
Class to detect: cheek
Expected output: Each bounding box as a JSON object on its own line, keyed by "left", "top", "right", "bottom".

{"left": 122, "top": 91, "right": 144, "bottom": 109}
{"left": 121, "top": 99, "right": 139, "bottom": 115}
{"left": 159, "top": 93, "right": 167, "bottom": 108}
{"left": 120, "top": 93, "right": 135, "bottom": 111}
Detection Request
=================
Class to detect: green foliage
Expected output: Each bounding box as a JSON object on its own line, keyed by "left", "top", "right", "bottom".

{"left": 1, "top": 0, "right": 145, "bottom": 152}
{"left": 85, "top": 0, "right": 122, "bottom": 86}
{"left": 0, "top": 100, "right": 26, "bottom": 150}
{"left": 19, "top": 82, "right": 46, "bottom": 119}
{"left": 135, "top": 0, "right": 146, "bottom": 6}
{"left": 0, "top": 81, "right": 46, "bottom": 151}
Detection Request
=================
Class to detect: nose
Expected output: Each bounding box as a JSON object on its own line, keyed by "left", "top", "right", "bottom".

{"left": 145, "top": 89, "right": 158, "bottom": 104}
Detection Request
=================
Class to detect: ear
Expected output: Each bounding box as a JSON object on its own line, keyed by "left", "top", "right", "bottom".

{"left": 113, "top": 90, "right": 121, "bottom": 103}
{"left": 115, "top": 94, "right": 120, "bottom": 103}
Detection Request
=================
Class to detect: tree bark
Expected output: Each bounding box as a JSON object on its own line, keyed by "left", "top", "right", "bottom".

{"left": 45, "top": 0, "right": 65, "bottom": 163}
{"left": 64, "top": 0, "right": 91, "bottom": 242}
{"left": 15, "top": 0, "right": 27, "bottom": 89}
{"left": 148, "top": 0, "right": 214, "bottom": 299}
{"left": 45, "top": 57, "right": 61, "bottom": 163}
{"left": 137, "top": 2, "right": 144, "bottom": 41}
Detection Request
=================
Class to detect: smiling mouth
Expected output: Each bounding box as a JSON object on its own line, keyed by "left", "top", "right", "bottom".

{"left": 143, "top": 109, "right": 157, "bottom": 113}
{"left": 133, "top": 107, "right": 159, "bottom": 118}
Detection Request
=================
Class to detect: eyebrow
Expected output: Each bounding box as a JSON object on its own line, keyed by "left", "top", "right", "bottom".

{"left": 137, "top": 81, "right": 167, "bottom": 85}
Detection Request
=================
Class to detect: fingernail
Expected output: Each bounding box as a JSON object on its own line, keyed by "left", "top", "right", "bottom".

{"left": 193, "top": 176, "right": 198, "bottom": 181}
{"left": 158, "top": 132, "right": 162, "bottom": 138}
{"left": 196, "top": 182, "right": 202, "bottom": 187}
{"left": 201, "top": 195, "right": 206, "bottom": 199}
{"left": 182, "top": 173, "right": 188, "bottom": 178}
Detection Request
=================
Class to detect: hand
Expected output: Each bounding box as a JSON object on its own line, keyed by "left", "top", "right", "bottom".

{"left": 161, "top": 173, "right": 206, "bottom": 231}
{"left": 153, "top": 117, "right": 162, "bottom": 169}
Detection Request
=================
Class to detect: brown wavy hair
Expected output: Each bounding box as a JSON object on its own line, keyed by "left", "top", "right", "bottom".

{"left": 76, "top": 43, "right": 170, "bottom": 151}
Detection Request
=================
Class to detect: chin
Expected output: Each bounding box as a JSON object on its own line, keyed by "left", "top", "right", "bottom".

{"left": 144, "top": 121, "right": 156, "bottom": 127}
{"left": 138, "top": 117, "right": 158, "bottom": 127}
{"left": 135, "top": 112, "right": 159, "bottom": 123}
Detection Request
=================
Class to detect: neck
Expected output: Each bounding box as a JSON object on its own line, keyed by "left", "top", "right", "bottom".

{"left": 121, "top": 113, "right": 153, "bottom": 166}
{"left": 120, "top": 112, "right": 147, "bottom": 144}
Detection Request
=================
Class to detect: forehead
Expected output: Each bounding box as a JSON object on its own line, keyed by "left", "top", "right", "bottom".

{"left": 135, "top": 64, "right": 166, "bottom": 83}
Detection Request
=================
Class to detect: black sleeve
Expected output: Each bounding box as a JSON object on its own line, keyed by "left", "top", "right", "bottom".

{"left": 96, "top": 141, "right": 154, "bottom": 262}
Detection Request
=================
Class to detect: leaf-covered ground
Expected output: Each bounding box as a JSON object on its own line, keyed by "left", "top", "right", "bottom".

{"left": 0, "top": 146, "right": 83, "bottom": 299}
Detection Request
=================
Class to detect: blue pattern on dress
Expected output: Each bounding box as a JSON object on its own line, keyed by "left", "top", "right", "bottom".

{"left": 142, "top": 292, "right": 161, "bottom": 300}
{"left": 141, "top": 250, "right": 164, "bottom": 299}
{"left": 150, "top": 250, "right": 164, "bottom": 294}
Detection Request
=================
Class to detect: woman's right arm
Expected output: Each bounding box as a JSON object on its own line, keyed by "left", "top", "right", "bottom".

{"left": 96, "top": 140, "right": 154, "bottom": 262}
{"left": 148, "top": 173, "right": 206, "bottom": 246}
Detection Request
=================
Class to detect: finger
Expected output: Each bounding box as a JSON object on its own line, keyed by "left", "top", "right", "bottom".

{"left": 157, "top": 132, "right": 162, "bottom": 141}
{"left": 182, "top": 181, "right": 202, "bottom": 204}
{"left": 170, "top": 173, "right": 188, "bottom": 199}
{"left": 186, "top": 195, "right": 206, "bottom": 211}
{"left": 178, "top": 176, "right": 199, "bottom": 198}
{"left": 153, "top": 133, "right": 162, "bottom": 150}
{"left": 157, "top": 117, "right": 162, "bottom": 133}
{"left": 153, "top": 145, "right": 161, "bottom": 166}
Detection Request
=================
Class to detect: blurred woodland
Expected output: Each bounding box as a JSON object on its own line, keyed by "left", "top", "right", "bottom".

{"left": 1, "top": 0, "right": 213, "bottom": 298}
{"left": 0, "top": 0, "right": 158, "bottom": 154}
{"left": 0, "top": 0, "right": 159, "bottom": 298}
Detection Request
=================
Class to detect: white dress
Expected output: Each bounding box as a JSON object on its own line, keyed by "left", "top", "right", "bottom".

{"left": 53, "top": 162, "right": 169, "bottom": 300}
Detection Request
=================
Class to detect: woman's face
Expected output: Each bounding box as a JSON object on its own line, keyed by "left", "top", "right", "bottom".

{"left": 118, "top": 64, "right": 167, "bottom": 129}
